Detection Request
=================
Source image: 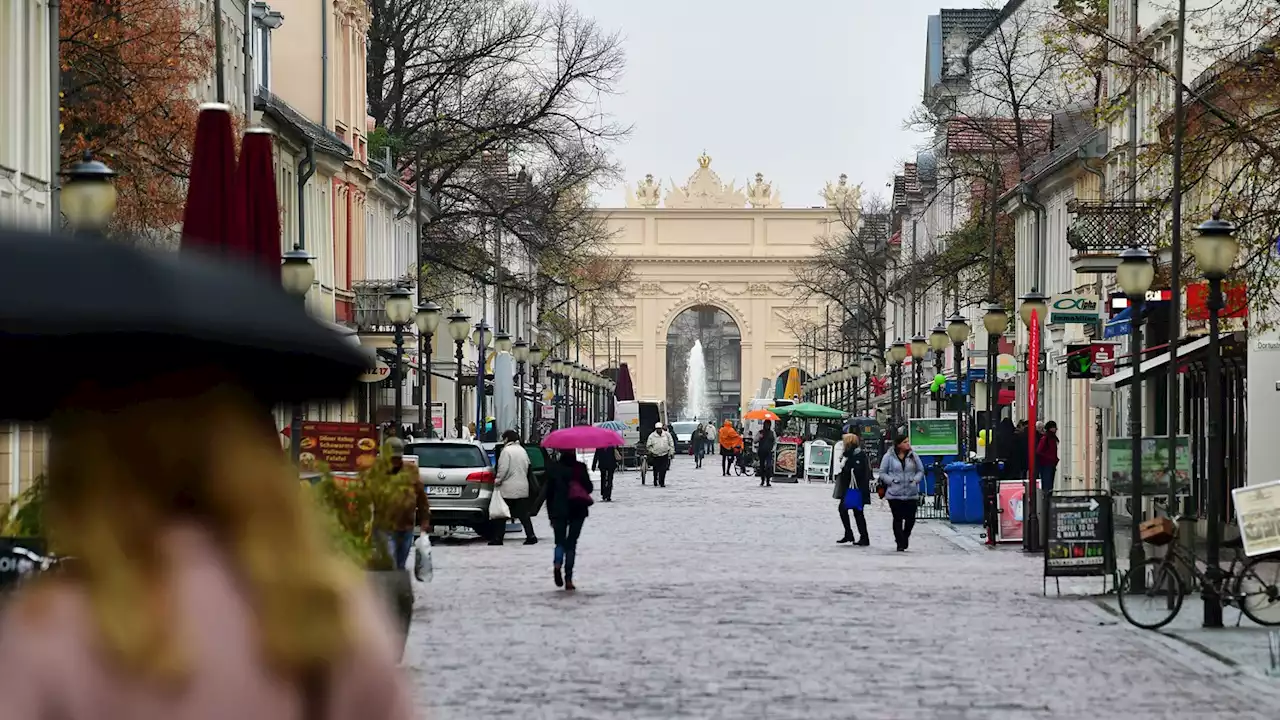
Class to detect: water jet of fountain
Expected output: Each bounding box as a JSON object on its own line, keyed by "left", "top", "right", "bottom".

{"left": 686, "top": 339, "right": 708, "bottom": 421}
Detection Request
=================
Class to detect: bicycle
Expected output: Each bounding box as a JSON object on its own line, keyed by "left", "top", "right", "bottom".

{"left": 1117, "top": 516, "right": 1280, "bottom": 630}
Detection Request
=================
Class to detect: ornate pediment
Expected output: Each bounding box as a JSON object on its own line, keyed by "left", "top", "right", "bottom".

{"left": 665, "top": 153, "right": 748, "bottom": 209}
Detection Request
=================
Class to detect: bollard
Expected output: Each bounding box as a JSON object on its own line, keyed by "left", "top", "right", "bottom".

{"left": 1269, "top": 630, "right": 1280, "bottom": 677}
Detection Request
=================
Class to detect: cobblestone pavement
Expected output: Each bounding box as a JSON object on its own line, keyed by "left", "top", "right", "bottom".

{"left": 405, "top": 457, "right": 1280, "bottom": 719}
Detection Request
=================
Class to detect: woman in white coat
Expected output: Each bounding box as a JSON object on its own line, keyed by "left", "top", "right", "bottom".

{"left": 495, "top": 429, "right": 536, "bottom": 545}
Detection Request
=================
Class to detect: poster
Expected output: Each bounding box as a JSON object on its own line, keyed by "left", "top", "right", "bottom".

{"left": 1044, "top": 494, "right": 1113, "bottom": 576}
{"left": 805, "top": 440, "right": 833, "bottom": 482}
{"left": 1106, "top": 436, "right": 1191, "bottom": 495}
{"left": 774, "top": 437, "right": 801, "bottom": 477}
{"left": 998, "top": 480, "right": 1025, "bottom": 543}
{"left": 909, "top": 418, "right": 959, "bottom": 455}
{"left": 430, "top": 402, "right": 447, "bottom": 433}
{"left": 1232, "top": 479, "right": 1280, "bottom": 557}
{"left": 293, "top": 421, "right": 379, "bottom": 472}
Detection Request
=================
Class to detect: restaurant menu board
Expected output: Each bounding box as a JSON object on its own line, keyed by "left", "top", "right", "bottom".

{"left": 296, "top": 421, "right": 379, "bottom": 472}
{"left": 774, "top": 437, "right": 801, "bottom": 477}
{"left": 1232, "top": 479, "right": 1280, "bottom": 557}
{"left": 1044, "top": 494, "right": 1114, "bottom": 577}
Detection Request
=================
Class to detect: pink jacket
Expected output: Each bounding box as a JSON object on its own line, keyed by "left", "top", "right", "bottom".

{"left": 0, "top": 526, "right": 414, "bottom": 720}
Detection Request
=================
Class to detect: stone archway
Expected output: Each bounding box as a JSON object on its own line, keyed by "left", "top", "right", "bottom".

{"left": 665, "top": 304, "right": 742, "bottom": 422}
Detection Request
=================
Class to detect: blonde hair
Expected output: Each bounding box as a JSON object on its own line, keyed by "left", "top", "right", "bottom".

{"left": 843, "top": 433, "right": 859, "bottom": 447}
{"left": 40, "top": 378, "right": 357, "bottom": 683}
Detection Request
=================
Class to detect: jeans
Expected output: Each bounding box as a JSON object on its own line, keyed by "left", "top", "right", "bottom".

{"left": 599, "top": 468, "right": 615, "bottom": 500}
{"left": 759, "top": 459, "right": 773, "bottom": 485}
{"left": 888, "top": 498, "right": 919, "bottom": 550}
{"left": 388, "top": 530, "right": 414, "bottom": 569}
{"left": 694, "top": 444, "right": 705, "bottom": 467}
{"left": 551, "top": 515, "right": 586, "bottom": 581}
{"left": 1039, "top": 465, "right": 1057, "bottom": 496}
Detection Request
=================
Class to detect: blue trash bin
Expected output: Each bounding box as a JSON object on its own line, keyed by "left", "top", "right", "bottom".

{"left": 945, "top": 462, "right": 984, "bottom": 524}
{"left": 920, "top": 456, "right": 956, "bottom": 496}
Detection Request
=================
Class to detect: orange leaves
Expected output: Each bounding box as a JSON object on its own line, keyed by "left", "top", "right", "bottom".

{"left": 60, "top": 0, "right": 214, "bottom": 237}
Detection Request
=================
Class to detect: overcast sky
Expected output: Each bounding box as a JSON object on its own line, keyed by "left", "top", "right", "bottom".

{"left": 568, "top": 0, "right": 987, "bottom": 208}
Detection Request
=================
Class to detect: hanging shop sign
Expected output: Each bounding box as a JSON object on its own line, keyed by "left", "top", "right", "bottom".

{"left": 359, "top": 358, "right": 392, "bottom": 383}
{"left": 995, "top": 353, "right": 1018, "bottom": 380}
{"left": 1049, "top": 294, "right": 1102, "bottom": 325}
{"left": 1044, "top": 493, "right": 1114, "bottom": 577}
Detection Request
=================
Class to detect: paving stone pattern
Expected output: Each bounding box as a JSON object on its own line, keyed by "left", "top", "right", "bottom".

{"left": 405, "top": 457, "right": 1280, "bottom": 719}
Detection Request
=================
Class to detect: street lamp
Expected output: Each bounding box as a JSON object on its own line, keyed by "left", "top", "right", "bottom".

{"left": 947, "top": 312, "right": 971, "bottom": 455}
{"left": 384, "top": 287, "right": 414, "bottom": 436}
{"left": 889, "top": 340, "right": 906, "bottom": 432}
{"left": 549, "top": 357, "right": 565, "bottom": 429}
{"left": 61, "top": 151, "right": 118, "bottom": 233}
{"left": 279, "top": 244, "right": 315, "bottom": 464}
{"left": 472, "top": 320, "right": 491, "bottom": 432}
{"left": 847, "top": 364, "right": 862, "bottom": 415}
{"left": 415, "top": 301, "right": 441, "bottom": 437}
{"left": 1191, "top": 215, "right": 1238, "bottom": 628}
{"left": 861, "top": 354, "right": 876, "bottom": 418}
{"left": 982, "top": 302, "right": 1009, "bottom": 442}
{"left": 1018, "top": 289, "right": 1048, "bottom": 553}
{"left": 528, "top": 343, "right": 545, "bottom": 437}
{"left": 447, "top": 310, "right": 471, "bottom": 438}
{"left": 1117, "top": 246, "right": 1156, "bottom": 586}
{"left": 513, "top": 339, "right": 530, "bottom": 440}
{"left": 493, "top": 331, "right": 512, "bottom": 354}
{"left": 910, "top": 333, "right": 928, "bottom": 418}
{"left": 929, "top": 323, "right": 948, "bottom": 417}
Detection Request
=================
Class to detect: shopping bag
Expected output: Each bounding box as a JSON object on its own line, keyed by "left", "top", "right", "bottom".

{"left": 488, "top": 489, "right": 511, "bottom": 520}
{"left": 413, "top": 533, "right": 433, "bottom": 583}
{"left": 843, "top": 488, "right": 865, "bottom": 511}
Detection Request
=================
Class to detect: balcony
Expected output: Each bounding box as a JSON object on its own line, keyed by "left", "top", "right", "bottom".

{"left": 353, "top": 279, "right": 415, "bottom": 339}
{"left": 1066, "top": 200, "right": 1162, "bottom": 274}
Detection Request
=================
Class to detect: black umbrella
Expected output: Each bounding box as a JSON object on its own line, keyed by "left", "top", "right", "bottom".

{"left": 0, "top": 227, "right": 370, "bottom": 421}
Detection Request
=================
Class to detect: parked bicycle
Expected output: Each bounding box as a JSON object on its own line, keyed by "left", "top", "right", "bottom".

{"left": 1117, "top": 516, "right": 1280, "bottom": 630}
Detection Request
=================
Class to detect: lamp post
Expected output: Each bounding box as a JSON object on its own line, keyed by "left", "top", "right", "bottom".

{"left": 280, "top": 245, "right": 315, "bottom": 464}
{"left": 929, "top": 323, "right": 948, "bottom": 418}
{"left": 1191, "top": 216, "right": 1237, "bottom": 627}
{"left": 861, "top": 355, "right": 875, "bottom": 418}
{"left": 845, "top": 365, "right": 859, "bottom": 414}
{"left": 384, "top": 287, "right": 415, "bottom": 435}
{"left": 415, "top": 301, "right": 441, "bottom": 437}
{"left": 1117, "top": 247, "right": 1156, "bottom": 586}
{"left": 890, "top": 340, "right": 907, "bottom": 432}
{"left": 513, "top": 339, "right": 529, "bottom": 440}
{"left": 528, "top": 343, "right": 545, "bottom": 438}
{"left": 982, "top": 302, "right": 1009, "bottom": 444}
{"left": 1018, "top": 289, "right": 1049, "bottom": 552}
{"left": 910, "top": 333, "right": 928, "bottom": 419}
{"left": 447, "top": 310, "right": 471, "bottom": 438}
{"left": 549, "top": 358, "right": 564, "bottom": 429}
{"left": 61, "top": 152, "right": 118, "bottom": 234}
{"left": 947, "top": 313, "right": 972, "bottom": 455}
{"left": 472, "top": 320, "right": 491, "bottom": 434}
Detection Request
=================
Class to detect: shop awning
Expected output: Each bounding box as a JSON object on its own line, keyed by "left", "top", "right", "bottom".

{"left": 1091, "top": 334, "right": 1215, "bottom": 391}
{"left": 1102, "top": 307, "right": 1131, "bottom": 339}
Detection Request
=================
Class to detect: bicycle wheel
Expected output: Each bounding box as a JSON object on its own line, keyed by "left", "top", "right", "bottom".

{"left": 1235, "top": 555, "right": 1280, "bottom": 626}
{"left": 1117, "top": 558, "right": 1185, "bottom": 630}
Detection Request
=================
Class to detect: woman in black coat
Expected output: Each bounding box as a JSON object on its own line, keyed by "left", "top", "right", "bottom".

{"left": 545, "top": 451, "right": 593, "bottom": 591}
{"left": 833, "top": 433, "right": 872, "bottom": 545}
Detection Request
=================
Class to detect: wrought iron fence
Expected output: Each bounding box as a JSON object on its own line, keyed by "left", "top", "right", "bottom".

{"left": 1066, "top": 200, "right": 1162, "bottom": 254}
{"left": 353, "top": 279, "right": 413, "bottom": 333}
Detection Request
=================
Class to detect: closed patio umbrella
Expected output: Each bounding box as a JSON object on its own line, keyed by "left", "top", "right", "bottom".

{"left": 181, "top": 103, "right": 245, "bottom": 256}
{"left": 614, "top": 362, "right": 635, "bottom": 401}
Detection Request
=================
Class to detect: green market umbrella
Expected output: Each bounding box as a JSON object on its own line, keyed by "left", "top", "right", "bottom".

{"left": 771, "top": 402, "right": 847, "bottom": 420}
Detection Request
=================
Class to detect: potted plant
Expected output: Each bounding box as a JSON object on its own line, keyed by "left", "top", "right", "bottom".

{"left": 307, "top": 443, "right": 418, "bottom": 659}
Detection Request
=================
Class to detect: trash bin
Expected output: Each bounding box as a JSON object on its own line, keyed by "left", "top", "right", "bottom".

{"left": 945, "top": 462, "right": 984, "bottom": 524}
{"left": 921, "top": 455, "right": 956, "bottom": 496}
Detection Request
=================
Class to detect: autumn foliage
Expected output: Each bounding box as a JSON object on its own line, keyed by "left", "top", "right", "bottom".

{"left": 60, "top": 0, "right": 214, "bottom": 236}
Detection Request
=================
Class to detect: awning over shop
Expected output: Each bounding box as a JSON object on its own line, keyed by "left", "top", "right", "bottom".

{"left": 1091, "top": 334, "right": 1218, "bottom": 391}
{"left": 1102, "top": 307, "right": 1131, "bottom": 339}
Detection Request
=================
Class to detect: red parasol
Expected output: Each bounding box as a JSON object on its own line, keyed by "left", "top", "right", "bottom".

{"left": 237, "top": 128, "right": 282, "bottom": 279}
{"left": 613, "top": 362, "right": 635, "bottom": 401}
{"left": 181, "top": 103, "right": 245, "bottom": 256}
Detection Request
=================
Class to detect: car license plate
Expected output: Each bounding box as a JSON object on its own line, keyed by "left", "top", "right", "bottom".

{"left": 426, "top": 486, "right": 462, "bottom": 497}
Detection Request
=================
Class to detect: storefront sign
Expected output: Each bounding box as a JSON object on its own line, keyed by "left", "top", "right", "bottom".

{"left": 1050, "top": 294, "right": 1102, "bottom": 325}
{"left": 293, "top": 421, "right": 379, "bottom": 472}
{"left": 998, "top": 480, "right": 1025, "bottom": 543}
{"left": 359, "top": 358, "right": 391, "bottom": 383}
{"left": 1186, "top": 281, "right": 1248, "bottom": 320}
{"left": 1045, "top": 494, "right": 1114, "bottom": 576}
{"left": 1067, "top": 343, "right": 1118, "bottom": 379}
{"left": 996, "top": 353, "right": 1018, "bottom": 380}
{"left": 908, "top": 418, "right": 959, "bottom": 455}
{"left": 1106, "top": 436, "right": 1191, "bottom": 495}
{"left": 1232, "top": 480, "right": 1280, "bottom": 557}
{"left": 430, "top": 402, "right": 447, "bottom": 432}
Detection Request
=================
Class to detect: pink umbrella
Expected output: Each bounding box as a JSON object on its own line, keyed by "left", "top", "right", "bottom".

{"left": 541, "top": 426, "right": 624, "bottom": 450}
{"left": 614, "top": 362, "right": 635, "bottom": 401}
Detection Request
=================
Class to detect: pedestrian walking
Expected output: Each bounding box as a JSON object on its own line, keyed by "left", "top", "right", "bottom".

{"left": 495, "top": 429, "right": 537, "bottom": 545}
{"left": 718, "top": 420, "right": 741, "bottom": 476}
{"left": 879, "top": 434, "right": 925, "bottom": 551}
{"left": 1036, "top": 420, "right": 1060, "bottom": 495}
{"left": 756, "top": 420, "right": 776, "bottom": 487}
{"left": 692, "top": 422, "right": 708, "bottom": 468}
{"left": 835, "top": 433, "right": 873, "bottom": 545}
{"left": 592, "top": 444, "right": 618, "bottom": 501}
{"left": 386, "top": 437, "right": 431, "bottom": 565}
{"left": 546, "top": 450, "right": 594, "bottom": 591}
{"left": 646, "top": 423, "right": 675, "bottom": 487}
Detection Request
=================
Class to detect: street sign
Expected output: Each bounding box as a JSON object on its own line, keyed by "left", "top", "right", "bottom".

{"left": 944, "top": 379, "right": 969, "bottom": 394}
{"left": 1232, "top": 480, "right": 1280, "bottom": 557}
{"left": 968, "top": 367, "right": 987, "bottom": 381}
{"left": 1044, "top": 493, "right": 1114, "bottom": 577}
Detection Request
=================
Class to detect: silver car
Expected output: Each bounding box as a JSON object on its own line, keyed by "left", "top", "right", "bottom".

{"left": 405, "top": 439, "right": 496, "bottom": 537}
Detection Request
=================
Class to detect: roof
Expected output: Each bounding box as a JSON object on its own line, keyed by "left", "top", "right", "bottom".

{"left": 925, "top": 8, "right": 1002, "bottom": 93}
{"left": 965, "top": 1, "right": 1027, "bottom": 53}
{"left": 254, "top": 89, "right": 352, "bottom": 159}
{"left": 945, "top": 116, "right": 1053, "bottom": 155}
{"left": 941, "top": 7, "right": 1002, "bottom": 44}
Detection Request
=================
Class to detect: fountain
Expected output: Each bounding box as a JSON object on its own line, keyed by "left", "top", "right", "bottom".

{"left": 685, "top": 339, "right": 708, "bottom": 420}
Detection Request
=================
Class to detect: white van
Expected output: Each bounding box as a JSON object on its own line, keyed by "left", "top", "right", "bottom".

{"left": 615, "top": 398, "right": 668, "bottom": 447}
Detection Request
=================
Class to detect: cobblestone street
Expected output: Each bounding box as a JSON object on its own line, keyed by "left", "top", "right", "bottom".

{"left": 405, "top": 457, "right": 1280, "bottom": 719}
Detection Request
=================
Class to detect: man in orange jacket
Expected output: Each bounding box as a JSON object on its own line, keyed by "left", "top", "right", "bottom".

{"left": 718, "top": 420, "right": 742, "bottom": 476}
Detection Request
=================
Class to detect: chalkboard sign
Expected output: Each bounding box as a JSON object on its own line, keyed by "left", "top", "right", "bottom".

{"left": 1044, "top": 494, "right": 1114, "bottom": 577}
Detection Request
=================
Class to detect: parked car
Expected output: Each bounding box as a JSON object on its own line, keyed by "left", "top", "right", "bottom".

{"left": 405, "top": 439, "right": 496, "bottom": 538}
{"left": 669, "top": 421, "right": 698, "bottom": 454}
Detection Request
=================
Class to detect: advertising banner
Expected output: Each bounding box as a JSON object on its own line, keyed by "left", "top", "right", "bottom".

{"left": 909, "top": 418, "right": 959, "bottom": 455}
{"left": 294, "top": 421, "right": 379, "bottom": 472}
{"left": 998, "top": 480, "right": 1025, "bottom": 543}
{"left": 1232, "top": 480, "right": 1280, "bottom": 557}
{"left": 1106, "top": 436, "right": 1191, "bottom": 495}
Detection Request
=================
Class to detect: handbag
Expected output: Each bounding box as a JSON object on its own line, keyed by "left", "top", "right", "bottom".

{"left": 413, "top": 533, "right": 433, "bottom": 583}
{"left": 488, "top": 488, "right": 511, "bottom": 520}
{"left": 567, "top": 469, "right": 594, "bottom": 507}
{"left": 875, "top": 483, "right": 887, "bottom": 500}
{"left": 843, "top": 488, "right": 865, "bottom": 511}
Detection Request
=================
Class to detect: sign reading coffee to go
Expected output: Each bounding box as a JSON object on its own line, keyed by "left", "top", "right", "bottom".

{"left": 1044, "top": 494, "right": 1114, "bottom": 577}
{"left": 1049, "top": 294, "right": 1102, "bottom": 325}
{"left": 294, "top": 421, "right": 379, "bottom": 472}
{"left": 908, "top": 418, "right": 959, "bottom": 456}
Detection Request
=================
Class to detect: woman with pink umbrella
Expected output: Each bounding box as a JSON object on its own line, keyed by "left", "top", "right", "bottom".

{"left": 541, "top": 426, "right": 622, "bottom": 590}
